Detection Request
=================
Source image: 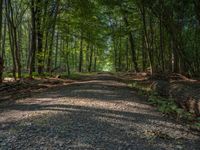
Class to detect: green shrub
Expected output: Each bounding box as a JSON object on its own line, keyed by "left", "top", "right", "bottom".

{"left": 148, "top": 95, "right": 193, "bottom": 120}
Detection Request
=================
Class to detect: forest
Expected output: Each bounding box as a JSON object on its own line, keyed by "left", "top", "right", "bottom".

{"left": 0, "top": 0, "right": 200, "bottom": 149}
{"left": 0, "top": 0, "right": 200, "bottom": 79}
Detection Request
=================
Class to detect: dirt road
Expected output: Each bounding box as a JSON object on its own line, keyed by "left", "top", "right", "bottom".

{"left": 0, "top": 74, "right": 199, "bottom": 150}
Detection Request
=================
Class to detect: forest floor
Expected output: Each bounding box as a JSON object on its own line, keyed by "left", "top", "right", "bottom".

{"left": 0, "top": 73, "right": 200, "bottom": 150}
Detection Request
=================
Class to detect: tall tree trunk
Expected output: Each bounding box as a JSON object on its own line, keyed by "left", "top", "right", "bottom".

{"left": 118, "top": 28, "right": 122, "bottom": 71}
{"left": 123, "top": 14, "right": 139, "bottom": 72}
{"left": 140, "top": 4, "right": 154, "bottom": 74}
{"left": 113, "top": 39, "right": 118, "bottom": 71}
{"left": 1, "top": 15, "right": 6, "bottom": 60}
{"left": 27, "top": 26, "right": 31, "bottom": 69}
{"left": 47, "top": 0, "right": 60, "bottom": 72}
{"left": 0, "top": 0, "right": 2, "bottom": 55}
{"left": 8, "top": 23, "right": 17, "bottom": 80}
{"left": 13, "top": 26, "right": 21, "bottom": 78}
{"left": 88, "top": 45, "right": 93, "bottom": 72}
{"left": 142, "top": 32, "right": 147, "bottom": 71}
{"left": 66, "top": 52, "right": 70, "bottom": 76}
{"left": 54, "top": 32, "right": 59, "bottom": 69}
{"left": 79, "top": 32, "right": 83, "bottom": 72}
{"left": 0, "top": 0, "right": 3, "bottom": 82}
{"left": 159, "top": 0, "right": 164, "bottom": 72}
{"left": 93, "top": 49, "right": 97, "bottom": 72}
{"left": 37, "top": 0, "right": 44, "bottom": 75}
{"left": 126, "top": 39, "right": 129, "bottom": 71}
{"left": 29, "top": 0, "right": 37, "bottom": 78}
{"left": 5, "top": 0, "right": 21, "bottom": 79}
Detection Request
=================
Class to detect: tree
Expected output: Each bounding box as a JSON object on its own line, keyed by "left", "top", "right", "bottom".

{"left": 29, "top": 0, "right": 37, "bottom": 78}
{"left": 0, "top": 0, "right": 200, "bottom": 80}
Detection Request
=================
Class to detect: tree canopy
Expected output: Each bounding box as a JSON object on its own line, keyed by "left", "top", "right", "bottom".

{"left": 0, "top": 0, "right": 200, "bottom": 81}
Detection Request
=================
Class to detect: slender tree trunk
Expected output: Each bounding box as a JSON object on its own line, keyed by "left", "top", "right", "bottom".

{"left": 126, "top": 39, "right": 129, "bottom": 71}
{"left": 118, "top": 27, "right": 122, "bottom": 71}
{"left": 5, "top": 0, "right": 20, "bottom": 79}
{"left": 159, "top": 0, "right": 164, "bottom": 72}
{"left": 27, "top": 26, "right": 31, "bottom": 69}
{"left": 113, "top": 39, "right": 118, "bottom": 71}
{"left": 142, "top": 32, "right": 147, "bottom": 71}
{"left": 36, "top": 0, "right": 44, "bottom": 75}
{"left": 149, "top": 15, "right": 156, "bottom": 74}
{"left": 93, "top": 48, "right": 98, "bottom": 72}
{"left": 46, "top": 29, "right": 53, "bottom": 72}
{"left": 1, "top": 16, "right": 6, "bottom": 60}
{"left": 0, "top": 0, "right": 2, "bottom": 55}
{"left": 13, "top": 26, "right": 21, "bottom": 78}
{"left": 8, "top": 24, "right": 17, "bottom": 80}
{"left": 0, "top": 0, "right": 3, "bottom": 82}
{"left": 47, "top": 0, "right": 59, "bottom": 72}
{"left": 88, "top": 45, "right": 93, "bottom": 72}
{"left": 79, "top": 32, "right": 83, "bottom": 72}
{"left": 43, "top": 32, "right": 49, "bottom": 67}
{"left": 7, "top": 2, "right": 21, "bottom": 78}
{"left": 140, "top": 5, "right": 154, "bottom": 74}
{"left": 123, "top": 14, "right": 139, "bottom": 72}
{"left": 64, "top": 36, "right": 70, "bottom": 76}
{"left": 29, "top": 0, "right": 37, "bottom": 78}
{"left": 71, "top": 39, "right": 75, "bottom": 71}
{"left": 54, "top": 32, "right": 59, "bottom": 69}
{"left": 74, "top": 39, "right": 78, "bottom": 71}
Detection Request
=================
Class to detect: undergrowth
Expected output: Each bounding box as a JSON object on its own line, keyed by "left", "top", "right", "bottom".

{"left": 148, "top": 95, "right": 193, "bottom": 120}
{"left": 149, "top": 94, "right": 200, "bottom": 129}
{"left": 127, "top": 80, "right": 200, "bottom": 129}
{"left": 60, "top": 72, "right": 97, "bottom": 80}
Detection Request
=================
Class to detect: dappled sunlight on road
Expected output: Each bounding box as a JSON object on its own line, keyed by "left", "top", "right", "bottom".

{"left": 0, "top": 76, "right": 200, "bottom": 149}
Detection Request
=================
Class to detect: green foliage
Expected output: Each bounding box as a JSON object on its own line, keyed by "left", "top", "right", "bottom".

{"left": 127, "top": 81, "right": 152, "bottom": 93}
{"left": 3, "top": 72, "right": 13, "bottom": 78}
{"left": 148, "top": 95, "right": 193, "bottom": 120}
{"left": 1, "top": 0, "right": 200, "bottom": 79}
{"left": 4, "top": 72, "right": 53, "bottom": 78}
{"left": 194, "top": 117, "right": 200, "bottom": 128}
{"left": 195, "top": 122, "right": 200, "bottom": 128}
{"left": 60, "top": 72, "right": 97, "bottom": 80}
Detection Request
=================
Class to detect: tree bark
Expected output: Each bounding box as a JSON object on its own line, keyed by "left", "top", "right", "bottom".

{"left": 0, "top": 0, "right": 3, "bottom": 82}
{"left": 159, "top": 0, "right": 164, "bottom": 72}
{"left": 88, "top": 45, "right": 93, "bottom": 72}
{"left": 0, "top": 0, "right": 3, "bottom": 56}
{"left": 123, "top": 13, "right": 139, "bottom": 72}
{"left": 29, "top": 0, "right": 37, "bottom": 78}
{"left": 79, "top": 32, "right": 83, "bottom": 72}
{"left": 37, "top": 0, "right": 44, "bottom": 75}
{"left": 54, "top": 32, "right": 59, "bottom": 69}
{"left": 140, "top": 5, "right": 153, "bottom": 74}
{"left": 5, "top": 0, "right": 21, "bottom": 79}
{"left": 47, "top": 0, "right": 60, "bottom": 72}
{"left": 1, "top": 15, "right": 6, "bottom": 60}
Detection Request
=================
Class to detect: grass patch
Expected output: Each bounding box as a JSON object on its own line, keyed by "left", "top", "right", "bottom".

{"left": 127, "top": 81, "right": 151, "bottom": 91}
{"left": 3, "top": 72, "right": 53, "bottom": 79}
{"left": 60, "top": 72, "right": 97, "bottom": 80}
